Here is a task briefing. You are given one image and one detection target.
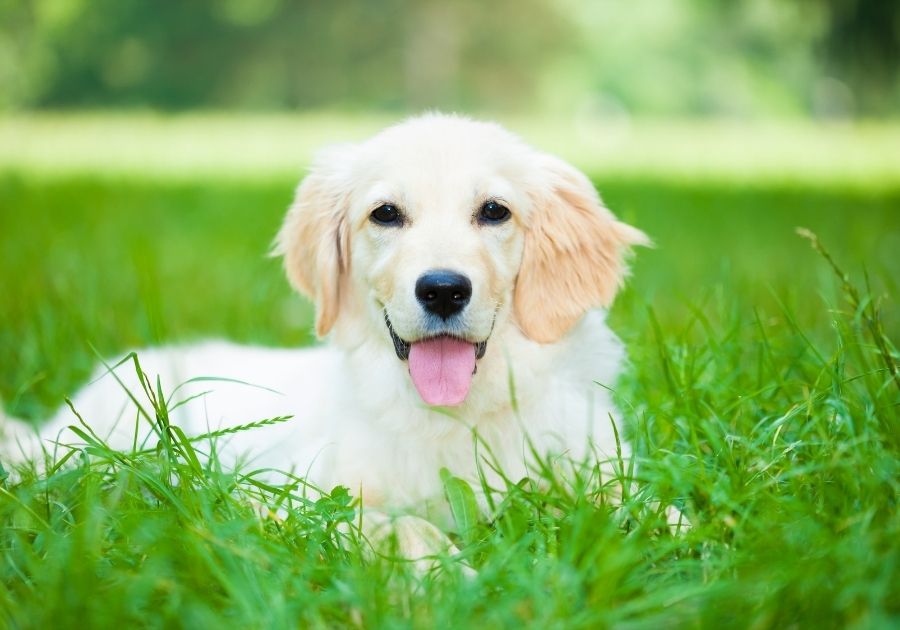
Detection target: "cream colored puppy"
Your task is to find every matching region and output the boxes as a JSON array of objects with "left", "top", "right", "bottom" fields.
[{"left": 2, "top": 113, "right": 648, "bottom": 543}]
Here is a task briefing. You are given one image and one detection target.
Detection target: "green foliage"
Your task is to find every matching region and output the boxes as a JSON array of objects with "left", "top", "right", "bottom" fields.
[
  {"left": 0, "top": 118, "right": 899, "bottom": 626},
  {"left": 1, "top": 0, "right": 897, "bottom": 115},
  {"left": 440, "top": 468, "right": 480, "bottom": 546}
]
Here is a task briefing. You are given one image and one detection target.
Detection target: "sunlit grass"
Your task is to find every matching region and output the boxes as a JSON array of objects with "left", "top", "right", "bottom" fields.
[
  {"left": 0, "top": 115, "right": 898, "bottom": 627},
  {"left": 2, "top": 173, "right": 897, "bottom": 419},
  {"left": 3, "top": 112, "right": 900, "bottom": 189},
  {"left": 1, "top": 234, "right": 897, "bottom": 627}
]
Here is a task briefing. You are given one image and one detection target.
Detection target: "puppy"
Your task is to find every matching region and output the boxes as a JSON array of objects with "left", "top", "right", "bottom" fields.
[{"left": 2, "top": 113, "right": 648, "bottom": 551}]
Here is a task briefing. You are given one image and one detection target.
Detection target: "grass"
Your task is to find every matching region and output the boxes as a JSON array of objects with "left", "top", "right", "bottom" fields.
[
  {"left": 3, "top": 112, "right": 900, "bottom": 189},
  {"left": 1, "top": 113, "right": 899, "bottom": 627}
]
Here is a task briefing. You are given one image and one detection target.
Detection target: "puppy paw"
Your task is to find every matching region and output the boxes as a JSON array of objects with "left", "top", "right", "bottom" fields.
[{"left": 362, "top": 512, "right": 474, "bottom": 576}]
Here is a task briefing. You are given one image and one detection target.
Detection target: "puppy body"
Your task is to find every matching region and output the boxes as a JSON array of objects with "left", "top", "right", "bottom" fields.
[
  {"left": 11, "top": 308, "right": 624, "bottom": 514},
  {"left": 3, "top": 114, "right": 644, "bottom": 525}
]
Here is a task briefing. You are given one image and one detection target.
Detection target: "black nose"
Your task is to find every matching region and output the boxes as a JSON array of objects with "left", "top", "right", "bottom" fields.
[{"left": 415, "top": 270, "right": 472, "bottom": 319}]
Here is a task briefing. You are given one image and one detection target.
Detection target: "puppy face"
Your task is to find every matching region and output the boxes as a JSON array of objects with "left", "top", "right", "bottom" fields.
[{"left": 276, "top": 115, "right": 648, "bottom": 407}]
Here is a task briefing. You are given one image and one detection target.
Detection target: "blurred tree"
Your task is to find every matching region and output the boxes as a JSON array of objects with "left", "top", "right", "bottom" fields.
[
  {"left": 0, "top": 0, "right": 896, "bottom": 116},
  {"left": 804, "top": 0, "right": 900, "bottom": 115},
  {"left": 0, "top": 0, "right": 567, "bottom": 111}
]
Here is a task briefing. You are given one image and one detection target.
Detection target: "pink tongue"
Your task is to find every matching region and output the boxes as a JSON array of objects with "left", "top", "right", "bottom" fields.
[{"left": 408, "top": 336, "right": 476, "bottom": 406}]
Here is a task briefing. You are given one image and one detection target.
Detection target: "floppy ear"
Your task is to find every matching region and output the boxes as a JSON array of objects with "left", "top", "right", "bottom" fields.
[
  {"left": 273, "top": 149, "right": 352, "bottom": 337},
  {"left": 514, "top": 155, "right": 650, "bottom": 344}
]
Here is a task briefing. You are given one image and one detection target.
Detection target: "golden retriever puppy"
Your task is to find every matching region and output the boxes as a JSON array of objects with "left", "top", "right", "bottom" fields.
[{"left": 2, "top": 113, "right": 648, "bottom": 552}]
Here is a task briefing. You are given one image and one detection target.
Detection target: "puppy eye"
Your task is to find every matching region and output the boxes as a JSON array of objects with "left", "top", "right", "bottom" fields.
[
  {"left": 478, "top": 200, "right": 511, "bottom": 225},
  {"left": 370, "top": 204, "right": 403, "bottom": 227}
]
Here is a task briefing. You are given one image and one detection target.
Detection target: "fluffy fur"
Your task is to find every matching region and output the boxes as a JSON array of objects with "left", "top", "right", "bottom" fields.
[{"left": 2, "top": 114, "right": 647, "bottom": 527}]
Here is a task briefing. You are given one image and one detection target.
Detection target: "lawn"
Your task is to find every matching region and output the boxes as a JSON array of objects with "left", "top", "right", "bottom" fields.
[{"left": 0, "top": 114, "right": 898, "bottom": 628}]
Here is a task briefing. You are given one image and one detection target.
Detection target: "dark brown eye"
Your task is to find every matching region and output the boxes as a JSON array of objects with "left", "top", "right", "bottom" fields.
[
  {"left": 370, "top": 204, "right": 403, "bottom": 226},
  {"left": 478, "top": 200, "right": 511, "bottom": 224}
]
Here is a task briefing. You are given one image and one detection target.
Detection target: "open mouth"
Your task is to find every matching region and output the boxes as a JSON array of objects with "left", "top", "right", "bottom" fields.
[{"left": 384, "top": 311, "right": 488, "bottom": 407}]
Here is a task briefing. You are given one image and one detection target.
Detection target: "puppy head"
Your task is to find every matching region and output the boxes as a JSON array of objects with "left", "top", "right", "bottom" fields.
[{"left": 275, "top": 114, "right": 647, "bottom": 406}]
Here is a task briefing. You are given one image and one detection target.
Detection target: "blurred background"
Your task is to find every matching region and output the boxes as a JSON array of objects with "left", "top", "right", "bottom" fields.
[
  {"left": 2, "top": 0, "right": 898, "bottom": 117},
  {"left": 1, "top": 0, "right": 899, "bottom": 419}
]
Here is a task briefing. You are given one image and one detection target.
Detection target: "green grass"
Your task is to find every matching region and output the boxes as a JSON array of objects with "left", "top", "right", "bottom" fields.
[
  {"left": 1, "top": 114, "right": 899, "bottom": 628},
  {"left": 3, "top": 113, "right": 900, "bottom": 189}
]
